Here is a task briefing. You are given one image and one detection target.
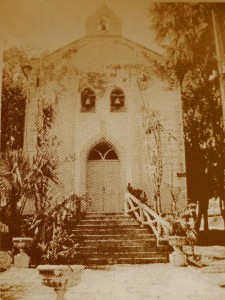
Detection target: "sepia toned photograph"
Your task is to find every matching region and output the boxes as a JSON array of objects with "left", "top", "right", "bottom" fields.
[{"left": 0, "top": 1, "right": 225, "bottom": 299}]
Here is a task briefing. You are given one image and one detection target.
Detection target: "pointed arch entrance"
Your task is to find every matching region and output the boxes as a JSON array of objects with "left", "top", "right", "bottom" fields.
[{"left": 87, "top": 142, "right": 123, "bottom": 212}]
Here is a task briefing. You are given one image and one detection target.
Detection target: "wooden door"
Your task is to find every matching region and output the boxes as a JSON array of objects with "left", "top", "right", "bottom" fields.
[{"left": 87, "top": 143, "right": 123, "bottom": 212}]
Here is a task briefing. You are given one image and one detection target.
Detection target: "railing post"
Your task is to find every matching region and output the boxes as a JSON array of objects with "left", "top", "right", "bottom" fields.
[
  {"left": 140, "top": 204, "right": 144, "bottom": 227},
  {"left": 157, "top": 221, "right": 162, "bottom": 241},
  {"left": 124, "top": 195, "right": 128, "bottom": 216}
]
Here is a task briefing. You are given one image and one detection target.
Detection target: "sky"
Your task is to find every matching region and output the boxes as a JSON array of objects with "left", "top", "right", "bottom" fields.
[{"left": 0, "top": 0, "right": 160, "bottom": 53}]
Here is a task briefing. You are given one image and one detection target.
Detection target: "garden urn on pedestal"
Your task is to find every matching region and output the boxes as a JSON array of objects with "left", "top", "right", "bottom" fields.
[
  {"left": 12, "top": 237, "right": 33, "bottom": 268},
  {"left": 37, "top": 264, "right": 84, "bottom": 300},
  {"left": 168, "top": 236, "right": 187, "bottom": 267}
]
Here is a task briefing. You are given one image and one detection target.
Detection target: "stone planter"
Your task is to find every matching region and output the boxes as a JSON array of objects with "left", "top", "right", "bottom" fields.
[
  {"left": 37, "top": 265, "right": 84, "bottom": 300},
  {"left": 12, "top": 237, "right": 33, "bottom": 268},
  {"left": 168, "top": 236, "right": 186, "bottom": 249},
  {"left": 13, "top": 237, "right": 33, "bottom": 250},
  {"left": 168, "top": 236, "right": 187, "bottom": 267}
]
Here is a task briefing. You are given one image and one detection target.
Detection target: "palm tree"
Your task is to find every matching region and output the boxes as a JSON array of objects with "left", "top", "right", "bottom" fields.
[
  {"left": 150, "top": 3, "right": 225, "bottom": 212},
  {"left": 151, "top": 3, "right": 225, "bottom": 86},
  {"left": 0, "top": 143, "right": 59, "bottom": 238}
]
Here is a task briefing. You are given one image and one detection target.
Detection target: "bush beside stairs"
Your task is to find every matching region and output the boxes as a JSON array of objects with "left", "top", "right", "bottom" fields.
[{"left": 65, "top": 213, "right": 171, "bottom": 265}]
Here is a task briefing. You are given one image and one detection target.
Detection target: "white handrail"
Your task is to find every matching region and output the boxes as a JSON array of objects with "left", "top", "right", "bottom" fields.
[{"left": 124, "top": 192, "right": 171, "bottom": 242}]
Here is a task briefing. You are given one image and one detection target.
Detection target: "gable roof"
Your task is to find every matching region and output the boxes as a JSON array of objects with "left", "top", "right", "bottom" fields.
[
  {"left": 43, "top": 35, "right": 161, "bottom": 63},
  {"left": 30, "top": 5, "right": 161, "bottom": 69}
]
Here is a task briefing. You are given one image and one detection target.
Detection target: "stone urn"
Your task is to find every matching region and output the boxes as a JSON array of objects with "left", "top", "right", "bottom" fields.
[
  {"left": 12, "top": 237, "right": 33, "bottom": 268},
  {"left": 37, "top": 265, "right": 84, "bottom": 300},
  {"left": 168, "top": 236, "right": 187, "bottom": 267}
]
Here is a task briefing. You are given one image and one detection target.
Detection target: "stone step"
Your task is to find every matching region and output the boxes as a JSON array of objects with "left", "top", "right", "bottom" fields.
[
  {"left": 81, "top": 239, "right": 157, "bottom": 247},
  {"left": 84, "top": 213, "right": 124, "bottom": 216},
  {"left": 79, "top": 245, "right": 169, "bottom": 253},
  {"left": 71, "top": 228, "right": 151, "bottom": 236},
  {"left": 83, "top": 213, "right": 126, "bottom": 219},
  {"left": 74, "top": 224, "right": 142, "bottom": 230},
  {"left": 78, "top": 219, "right": 139, "bottom": 225},
  {"left": 73, "top": 233, "right": 154, "bottom": 240},
  {"left": 81, "top": 217, "right": 134, "bottom": 222},
  {"left": 75, "top": 257, "right": 169, "bottom": 265},
  {"left": 76, "top": 251, "right": 169, "bottom": 258},
  {"left": 64, "top": 212, "right": 169, "bottom": 265}
]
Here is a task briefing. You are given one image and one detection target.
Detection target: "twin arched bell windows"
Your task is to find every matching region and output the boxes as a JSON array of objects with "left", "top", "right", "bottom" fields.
[{"left": 81, "top": 87, "right": 125, "bottom": 112}]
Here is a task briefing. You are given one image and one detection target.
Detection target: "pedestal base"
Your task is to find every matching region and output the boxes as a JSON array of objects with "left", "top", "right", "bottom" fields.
[
  {"left": 169, "top": 251, "right": 187, "bottom": 267},
  {"left": 14, "top": 252, "right": 30, "bottom": 268}
]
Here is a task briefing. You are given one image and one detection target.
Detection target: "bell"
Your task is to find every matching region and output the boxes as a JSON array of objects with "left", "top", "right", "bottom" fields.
[
  {"left": 85, "top": 97, "right": 91, "bottom": 106},
  {"left": 114, "top": 97, "right": 121, "bottom": 105},
  {"left": 142, "top": 74, "right": 147, "bottom": 82}
]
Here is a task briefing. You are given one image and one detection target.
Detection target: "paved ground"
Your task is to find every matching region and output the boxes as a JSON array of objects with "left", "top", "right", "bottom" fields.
[{"left": 0, "top": 263, "right": 225, "bottom": 300}]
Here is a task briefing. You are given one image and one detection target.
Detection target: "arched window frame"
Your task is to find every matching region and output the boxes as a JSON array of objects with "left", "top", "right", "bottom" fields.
[
  {"left": 88, "top": 142, "right": 119, "bottom": 161},
  {"left": 81, "top": 88, "right": 96, "bottom": 112},
  {"left": 110, "top": 88, "right": 126, "bottom": 112}
]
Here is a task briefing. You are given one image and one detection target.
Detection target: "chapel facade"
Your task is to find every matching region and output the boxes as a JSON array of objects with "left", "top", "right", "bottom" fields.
[{"left": 24, "top": 5, "right": 187, "bottom": 214}]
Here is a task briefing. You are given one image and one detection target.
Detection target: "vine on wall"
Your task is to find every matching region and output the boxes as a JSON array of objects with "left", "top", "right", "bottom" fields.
[
  {"left": 37, "top": 103, "right": 56, "bottom": 149},
  {"left": 142, "top": 108, "right": 163, "bottom": 214},
  {"left": 78, "top": 72, "right": 109, "bottom": 97}
]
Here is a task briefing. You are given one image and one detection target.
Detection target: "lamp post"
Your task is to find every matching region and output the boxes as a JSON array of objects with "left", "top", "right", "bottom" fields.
[
  {"left": 0, "top": 32, "right": 3, "bottom": 151},
  {"left": 211, "top": 8, "right": 225, "bottom": 129},
  {"left": 211, "top": 8, "right": 225, "bottom": 197}
]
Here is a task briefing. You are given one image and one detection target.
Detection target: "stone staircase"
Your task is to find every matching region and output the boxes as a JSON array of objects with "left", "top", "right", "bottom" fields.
[{"left": 66, "top": 212, "right": 170, "bottom": 265}]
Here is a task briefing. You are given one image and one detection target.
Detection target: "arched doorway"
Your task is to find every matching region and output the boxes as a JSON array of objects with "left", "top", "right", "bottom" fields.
[{"left": 87, "top": 142, "right": 123, "bottom": 212}]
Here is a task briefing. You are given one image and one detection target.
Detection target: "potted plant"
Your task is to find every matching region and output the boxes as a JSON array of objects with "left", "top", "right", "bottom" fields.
[
  {"left": 166, "top": 205, "right": 198, "bottom": 267},
  {"left": 37, "top": 227, "right": 84, "bottom": 300}
]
